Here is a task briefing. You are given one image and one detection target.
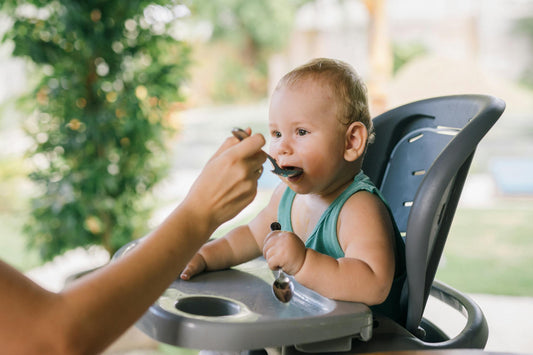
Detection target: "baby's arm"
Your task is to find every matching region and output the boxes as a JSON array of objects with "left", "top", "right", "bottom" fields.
[
  {"left": 284, "top": 191, "right": 396, "bottom": 305},
  {"left": 181, "top": 183, "right": 286, "bottom": 280},
  {"left": 180, "top": 225, "right": 259, "bottom": 280}
]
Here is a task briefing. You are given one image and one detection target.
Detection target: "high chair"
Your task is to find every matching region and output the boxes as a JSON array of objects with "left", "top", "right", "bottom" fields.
[{"left": 114, "top": 94, "right": 505, "bottom": 353}]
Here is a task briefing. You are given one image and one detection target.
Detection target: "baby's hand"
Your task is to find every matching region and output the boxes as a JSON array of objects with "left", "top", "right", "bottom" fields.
[
  {"left": 263, "top": 230, "right": 306, "bottom": 275},
  {"left": 180, "top": 253, "right": 207, "bottom": 280}
]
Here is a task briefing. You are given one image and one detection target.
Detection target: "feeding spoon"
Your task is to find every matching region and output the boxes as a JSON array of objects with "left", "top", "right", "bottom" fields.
[
  {"left": 231, "top": 128, "right": 303, "bottom": 178},
  {"left": 269, "top": 222, "right": 294, "bottom": 303}
]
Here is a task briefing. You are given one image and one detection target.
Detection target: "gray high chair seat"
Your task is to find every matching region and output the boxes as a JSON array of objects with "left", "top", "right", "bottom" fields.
[{"left": 114, "top": 94, "right": 505, "bottom": 354}]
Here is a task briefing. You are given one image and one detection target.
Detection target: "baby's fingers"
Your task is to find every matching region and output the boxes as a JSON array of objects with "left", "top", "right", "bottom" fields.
[
  {"left": 179, "top": 265, "right": 195, "bottom": 280},
  {"left": 180, "top": 254, "right": 206, "bottom": 280},
  {"left": 263, "top": 233, "right": 283, "bottom": 270},
  {"left": 262, "top": 231, "right": 279, "bottom": 256}
]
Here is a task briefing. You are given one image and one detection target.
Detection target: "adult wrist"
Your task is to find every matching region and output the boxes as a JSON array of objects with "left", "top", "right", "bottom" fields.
[{"left": 170, "top": 201, "right": 215, "bottom": 244}]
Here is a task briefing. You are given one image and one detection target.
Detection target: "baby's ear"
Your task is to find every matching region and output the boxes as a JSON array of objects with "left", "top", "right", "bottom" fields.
[{"left": 344, "top": 122, "right": 368, "bottom": 162}]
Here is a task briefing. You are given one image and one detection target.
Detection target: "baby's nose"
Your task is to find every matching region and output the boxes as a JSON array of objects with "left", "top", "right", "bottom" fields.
[{"left": 276, "top": 137, "right": 293, "bottom": 155}]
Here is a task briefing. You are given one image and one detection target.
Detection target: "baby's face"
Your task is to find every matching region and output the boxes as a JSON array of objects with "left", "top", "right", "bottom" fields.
[{"left": 268, "top": 78, "right": 350, "bottom": 196}]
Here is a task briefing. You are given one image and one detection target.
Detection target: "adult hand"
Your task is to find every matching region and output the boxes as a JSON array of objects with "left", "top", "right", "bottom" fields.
[
  {"left": 182, "top": 130, "right": 266, "bottom": 234},
  {"left": 263, "top": 230, "right": 307, "bottom": 275}
]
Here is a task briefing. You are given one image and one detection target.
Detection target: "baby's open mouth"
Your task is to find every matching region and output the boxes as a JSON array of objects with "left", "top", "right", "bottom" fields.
[{"left": 282, "top": 166, "right": 303, "bottom": 178}]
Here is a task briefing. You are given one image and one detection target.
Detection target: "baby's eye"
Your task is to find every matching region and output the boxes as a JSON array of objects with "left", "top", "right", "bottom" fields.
[
  {"left": 297, "top": 129, "right": 308, "bottom": 136},
  {"left": 271, "top": 130, "right": 281, "bottom": 138}
]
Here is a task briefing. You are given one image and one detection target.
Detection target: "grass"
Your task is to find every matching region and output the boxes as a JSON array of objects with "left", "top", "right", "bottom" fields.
[{"left": 436, "top": 200, "right": 533, "bottom": 296}]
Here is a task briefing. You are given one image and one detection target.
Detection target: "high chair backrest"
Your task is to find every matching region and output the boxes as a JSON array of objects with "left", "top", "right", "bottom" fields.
[{"left": 362, "top": 95, "right": 505, "bottom": 335}]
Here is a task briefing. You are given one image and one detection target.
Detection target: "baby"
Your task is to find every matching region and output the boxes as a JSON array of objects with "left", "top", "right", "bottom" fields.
[{"left": 181, "top": 58, "right": 406, "bottom": 324}]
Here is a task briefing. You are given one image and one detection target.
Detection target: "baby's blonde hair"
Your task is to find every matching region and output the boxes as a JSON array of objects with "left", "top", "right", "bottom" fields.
[{"left": 276, "top": 58, "right": 375, "bottom": 144}]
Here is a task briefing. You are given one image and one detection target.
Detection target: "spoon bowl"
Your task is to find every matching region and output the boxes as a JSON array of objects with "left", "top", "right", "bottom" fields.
[
  {"left": 272, "top": 269, "right": 294, "bottom": 303},
  {"left": 231, "top": 128, "right": 303, "bottom": 178}
]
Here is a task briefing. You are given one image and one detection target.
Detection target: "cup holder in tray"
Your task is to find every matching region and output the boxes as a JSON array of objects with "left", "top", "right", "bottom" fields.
[{"left": 175, "top": 296, "right": 242, "bottom": 317}]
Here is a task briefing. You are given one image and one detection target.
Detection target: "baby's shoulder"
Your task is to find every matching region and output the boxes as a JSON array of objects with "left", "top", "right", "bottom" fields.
[
  {"left": 337, "top": 190, "right": 394, "bottom": 248},
  {"left": 340, "top": 190, "right": 387, "bottom": 219}
]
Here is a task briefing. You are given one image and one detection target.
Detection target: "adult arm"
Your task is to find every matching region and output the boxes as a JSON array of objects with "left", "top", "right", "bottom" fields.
[{"left": 0, "top": 133, "right": 266, "bottom": 355}]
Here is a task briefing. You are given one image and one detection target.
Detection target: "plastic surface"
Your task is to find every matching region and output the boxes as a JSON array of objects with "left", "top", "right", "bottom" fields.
[
  {"left": 359, "top": 94, "right": 505, "bottom": 350},
  {"left": 114, "top": 242, "right": 372, "bottom": 351},
  {"left": 284, "top": 280, "right": 489, "bottom": 354}
]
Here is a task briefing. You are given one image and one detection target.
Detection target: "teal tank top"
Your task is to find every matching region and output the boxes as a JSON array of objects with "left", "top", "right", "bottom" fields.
[{"left": 277, "top": 171, "right": 407, "bottom": 325}]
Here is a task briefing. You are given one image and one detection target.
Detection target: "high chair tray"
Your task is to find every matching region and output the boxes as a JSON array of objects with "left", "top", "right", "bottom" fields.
[{"left": 115, "top": 240, "right": 373, "bottom": 352}]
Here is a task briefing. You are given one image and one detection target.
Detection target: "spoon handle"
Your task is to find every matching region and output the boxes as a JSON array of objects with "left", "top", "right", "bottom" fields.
[
  {"left": 270, "top": 221, "right": 294, "bottom": 303},
  {"left": 270, "top": 222, "right": 283, "bottom": 276},
  {"left": 270, "top": 222, "right": 282, "bottom": 231},
  {"left": 231, "top": 127, "right": 249, "bottom": 141},
  {"left": 270, "top": 222, "right": 291, "bottom": 287}
]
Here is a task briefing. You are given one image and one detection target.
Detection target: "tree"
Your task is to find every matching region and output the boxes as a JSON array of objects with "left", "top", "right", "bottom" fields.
[
  {"left": 188, "top": 0, "right": 307, "bottom": 102},
  {"left": 1, "top": 0, "right": 191, "bottom": 260}
]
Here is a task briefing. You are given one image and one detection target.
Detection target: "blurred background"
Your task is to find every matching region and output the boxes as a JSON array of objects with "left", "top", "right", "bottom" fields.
[{"left": 0, "top": 0, "right": 532, "bottom": 354}]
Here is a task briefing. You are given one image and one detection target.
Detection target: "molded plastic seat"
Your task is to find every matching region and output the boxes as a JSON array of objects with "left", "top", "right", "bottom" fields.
[{"left": 285, "top": 94, "right": 506, "bottom": 353}]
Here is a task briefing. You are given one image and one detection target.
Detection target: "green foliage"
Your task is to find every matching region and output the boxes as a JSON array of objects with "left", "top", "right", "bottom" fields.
[
  {"left": 210, "top": 56, "right": 267, "bottom": 103},
  {"left": 392, "top": 41, "right": 428, "bottom": 75},
  {"left": 188, "top": 0, "right": 307, "bottom": 102},
  {"left": 1, "top": 0, "right": 191, "bottom": 260},
  {"left": 190, "top": 0, "right": 301, "bottom": 52}
]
